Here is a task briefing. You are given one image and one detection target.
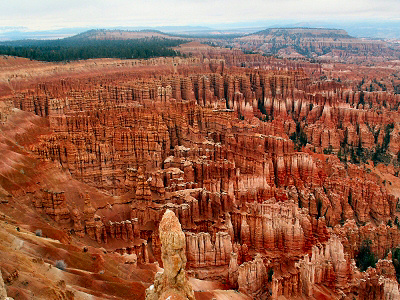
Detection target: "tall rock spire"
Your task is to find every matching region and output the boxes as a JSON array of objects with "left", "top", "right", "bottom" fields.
[{"left": 145, "top": 209, "right": 195, "bottom": 300}]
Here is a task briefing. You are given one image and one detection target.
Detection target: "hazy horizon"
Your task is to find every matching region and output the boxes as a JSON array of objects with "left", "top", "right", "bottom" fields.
[
  {"left": 1, "top": 20, "right": 400, "bottom": 42},
  {"left": 1, "top": 0, "right": 399, "bottom": 31}
]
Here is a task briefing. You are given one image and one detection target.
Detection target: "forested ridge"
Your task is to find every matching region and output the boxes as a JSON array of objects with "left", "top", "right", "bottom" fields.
[{"left": 0, "top": 36, "right": 185, "bottom": 62}]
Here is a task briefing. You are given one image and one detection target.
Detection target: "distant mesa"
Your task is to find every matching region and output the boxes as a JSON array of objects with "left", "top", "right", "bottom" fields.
[
  {"left": 70, "top": 29, "right": 183, "bottom": 41},
  {"left": 251, "top": 27, "right": 353, "bottom": 38}
]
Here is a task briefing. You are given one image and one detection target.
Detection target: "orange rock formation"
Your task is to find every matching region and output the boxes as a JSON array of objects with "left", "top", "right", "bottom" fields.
[{"left": 0, "top": 41, "right": 399, "bottom": 299}]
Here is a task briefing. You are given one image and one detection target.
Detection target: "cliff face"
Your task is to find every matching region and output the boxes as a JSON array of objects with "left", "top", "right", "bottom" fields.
[
  {"left": 296, "top": 235, "right": 352, "bottom": 297},
  {"left": 235, "top": 28, "right": 398, "bottom": 62},
  {"left": 0, "top": 45, "right": 399, "bottom": 299}
]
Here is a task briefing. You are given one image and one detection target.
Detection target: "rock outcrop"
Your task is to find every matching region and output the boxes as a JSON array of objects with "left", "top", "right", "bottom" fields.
[
  {"left": 185, "top": 231, "right": 232, "bottom": 268},
  {"left": 237, "top": 28, "right": 398, "bottom": 63},
  {"left": 237, "top": 254, "right": 267, "bottom": 297},
  {"left": 33, "top": 190, "right": 70, "bottom": 223},
  {"left": 0, "top": 270, "right": 13, "bottom": 300},
  {"left": 296, "top": 235, "right": 352, "bottom": 296},
  {"left": 145, "top": 209, "right": 195, "bottom": 300},
  {"left": 1, "top": 42, "right": 400, "bottom": 300}
]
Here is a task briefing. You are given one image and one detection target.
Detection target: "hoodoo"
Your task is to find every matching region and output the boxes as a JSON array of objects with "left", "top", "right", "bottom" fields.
[
  {"left": 146, "top": 209, "right": 195, "bottom": 300},
  {"left": 0, "top": 20, "right": 399, "bottom": 300}
]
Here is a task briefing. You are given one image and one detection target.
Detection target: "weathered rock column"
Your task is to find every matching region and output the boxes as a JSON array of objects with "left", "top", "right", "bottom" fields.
[
  {"left": 145, "top": 209, "right": 195, "bottom": 300},
  {"left": 0, "top": 269, "right": 13, "bottom": 300}
]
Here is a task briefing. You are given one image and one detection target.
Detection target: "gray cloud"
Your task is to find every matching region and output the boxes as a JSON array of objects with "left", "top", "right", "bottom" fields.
[{"left": 1, "top": 0, "right": 399, "bottom": 30}]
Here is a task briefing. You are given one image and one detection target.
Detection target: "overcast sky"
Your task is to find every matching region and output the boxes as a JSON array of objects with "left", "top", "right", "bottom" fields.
[{"left": 1, "top": 0, "right": 399, "bottom": 30}]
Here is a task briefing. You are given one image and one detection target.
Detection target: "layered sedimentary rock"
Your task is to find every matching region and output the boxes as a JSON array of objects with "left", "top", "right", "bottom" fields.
[
  {"left": 237, "top": 254, "right": 267, "bottom": 297},
  {"left": 356, "top": 268, "right": 400, "bottom": 300},
  {"left": 32, "top": 190, "right": 70, "bottom": 223},
  {"left": 296, "top": 235, "right": 352, "bottom": 296},
  {"left": 230, "top": 199, "right": 314, "bottom": 254},
  {"left": 185, "top": 231, "right": 232, "bottom": 268},
  {"left": 1, "top": 44, "right": 399, "bottom": 300},
  {"left": 71, "top": 206, "right": 85, "bottom": 237},
  {"left": 334, "top": 220, "right": 400, "bottom": 260},
  {"left": 236, "top": 28, "right": 398, "bottom": 63},
  {"left": 145, "top": 209, "right": 194, "bottom": 300}
]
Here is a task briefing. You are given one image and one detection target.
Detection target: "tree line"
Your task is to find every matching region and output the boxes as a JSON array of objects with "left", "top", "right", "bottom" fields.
[{"left": 0, "top": 37, "right": 185, "bottom": 62}]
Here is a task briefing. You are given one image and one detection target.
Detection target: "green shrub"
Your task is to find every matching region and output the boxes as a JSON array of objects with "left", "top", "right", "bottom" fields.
[
  {"left": 55, "top": 260, "right": 67, "bottom": 271},
  {"left": 356, "top": 240, "right": 376, "bottom": 272},
  {"left": 268, "top": 268, "right": 274, "bottom": 282},
  {"left": 392, "top": 248, "right": 400, "bottom": 283},
  {"left": 290, "top": 122, "right": 308, "bottom": 150}
]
